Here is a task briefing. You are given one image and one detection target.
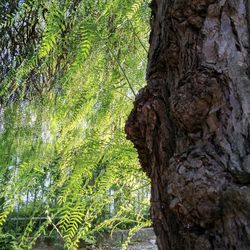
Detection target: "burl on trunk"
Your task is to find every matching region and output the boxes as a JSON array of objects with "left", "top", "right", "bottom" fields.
[{"left": 125, "top": 0, "right": 250, "bottom": 249}]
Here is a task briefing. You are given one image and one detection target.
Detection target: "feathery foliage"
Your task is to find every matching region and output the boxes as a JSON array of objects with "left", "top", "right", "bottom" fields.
[{"left": 0, "top": 0, "right": 150, "bottom": 249}]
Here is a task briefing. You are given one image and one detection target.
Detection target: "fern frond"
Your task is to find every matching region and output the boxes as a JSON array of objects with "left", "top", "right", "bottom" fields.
[{"left": 126, "top": 0, "right": 144, "bottom": 20}]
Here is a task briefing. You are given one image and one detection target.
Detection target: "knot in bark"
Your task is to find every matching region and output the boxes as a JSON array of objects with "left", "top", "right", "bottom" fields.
[
  {"left": 170, "top": 68, "right": 225, "bottom": 132},
  {"left": 171, "top": 0, "right": 217, "bottom": 29},
  {"left": 167, "top": 147, "right": 229, "bottom": 228},
  {"left": 125, "top": 83, "right": 172, "bottom": 176}
]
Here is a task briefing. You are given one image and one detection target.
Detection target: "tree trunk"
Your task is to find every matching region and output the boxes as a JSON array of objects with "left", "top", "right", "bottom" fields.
[{"left": 125, "top": 0, "right": 250, "bottom": 249}]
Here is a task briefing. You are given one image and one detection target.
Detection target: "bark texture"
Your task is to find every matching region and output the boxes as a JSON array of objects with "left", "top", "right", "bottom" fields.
[{"left": 125, "top": 0, "right": 250, "bottom": 249}]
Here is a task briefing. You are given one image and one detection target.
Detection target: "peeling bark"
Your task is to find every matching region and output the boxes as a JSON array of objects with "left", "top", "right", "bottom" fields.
[{"left": 125, "top": 0, "right": 250, "bottom": 249}]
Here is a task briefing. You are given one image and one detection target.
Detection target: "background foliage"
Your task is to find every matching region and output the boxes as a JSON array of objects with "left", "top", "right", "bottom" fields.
[{"left": 0, "top": 0, "right": 150, "bottom": 249}]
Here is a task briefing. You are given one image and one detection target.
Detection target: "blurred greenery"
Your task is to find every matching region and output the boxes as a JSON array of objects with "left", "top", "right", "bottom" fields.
[{"left": 0, "top": 0, "right": 150, "bottom": 249}]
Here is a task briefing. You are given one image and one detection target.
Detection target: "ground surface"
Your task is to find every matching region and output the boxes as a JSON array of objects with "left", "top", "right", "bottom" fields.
[
  {"left": 111, "top": 241, "right": 157, "bottom": 250},
  {"left": 33, "top": 228, "right": 158, "bottom": 250}
]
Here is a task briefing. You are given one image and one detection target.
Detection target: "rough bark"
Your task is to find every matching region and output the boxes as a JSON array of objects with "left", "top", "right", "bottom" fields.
[{"left": 125, "top": 0, "right": 250, "bottom": 249}]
